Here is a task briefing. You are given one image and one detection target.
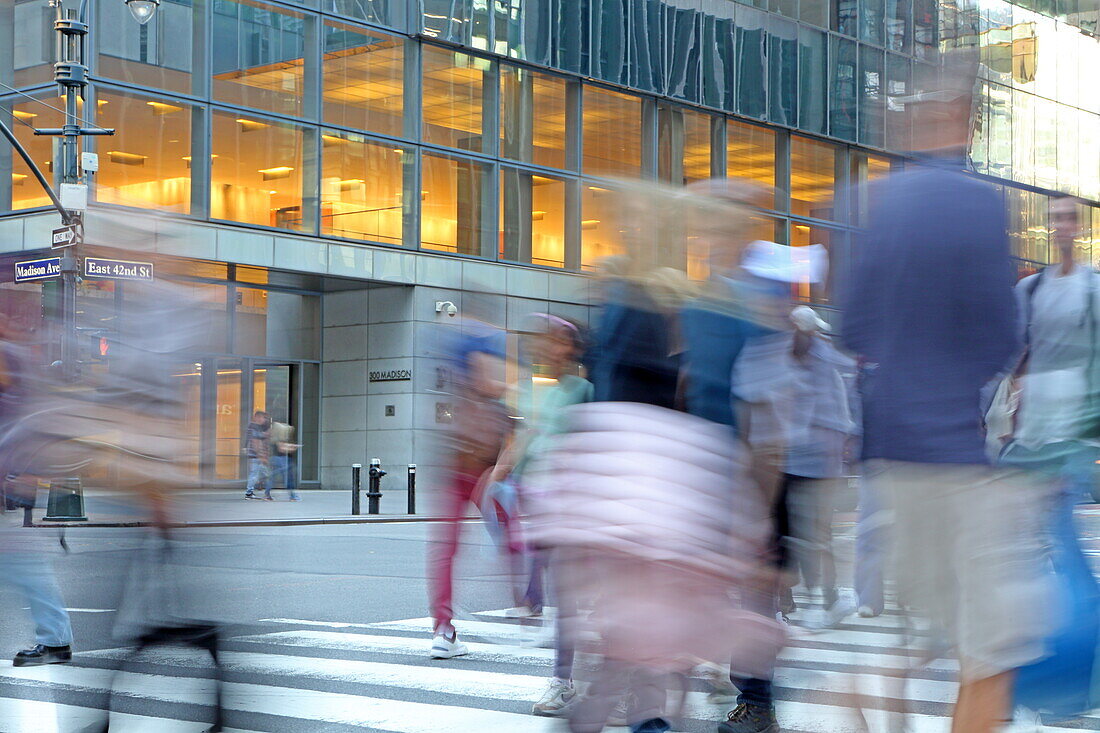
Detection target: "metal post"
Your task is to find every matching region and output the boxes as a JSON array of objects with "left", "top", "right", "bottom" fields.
[
  {"left": 407, "top": 464, "right": 416, "bottom": 515},
  {"left": 351, "top": 463, "right": 361, "bottom": 515},
  {"left": 367, "top": 457, "right": 385, "bottom": 515}
]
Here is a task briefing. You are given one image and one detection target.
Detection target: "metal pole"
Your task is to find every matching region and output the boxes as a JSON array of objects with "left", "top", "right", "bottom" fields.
[
  {"left": 351, "top": 463, "right": 361, "bottom": 515},
  {"left": 407, "top": 464, "right": 416, "bottom": 515},
  {"left": 367, "top": 457, "right": 384, "bottom": 515}
]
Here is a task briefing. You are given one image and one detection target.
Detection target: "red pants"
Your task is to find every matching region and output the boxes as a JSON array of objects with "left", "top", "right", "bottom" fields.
[{"left": 428, "top": 468, "right": 481, "bottom": 635}]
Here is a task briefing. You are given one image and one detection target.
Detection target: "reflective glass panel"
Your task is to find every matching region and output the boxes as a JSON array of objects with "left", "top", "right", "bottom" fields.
[
  {"left": 885, "top": 53, "right": 911, "bottom": 152},
  {"left": 581, "top": 184, "right": 626, "bottom": 270},
  {"left": 1007, "top": 187, "right": 1048, "bottom": 264},
  {"left": 500, "top": 65, "right": 569, "bottom": 170},
  {"left": 682, "top": 109, "right": 713, "bottom": 184},
  {"left": 768, "top": 18, "right": 798, "bottom": 126},
  {"left": 885, "top": 0, "right": 911, "bottom": 52},
  {"left": 212, "top": 0, "right": 306, "bottom": 117},
  {"left": 830, "top": 36, "right": 858, "bottom": 141},
  {"left": 736, "top": 6, "right": 767, "bottom": 120},
  {"left": 7, "top": 95, "right": 64, "bottom": 210},
  {"left": 836, "top": 0, "right": 858, "bottom": 36},
  {"left": 798, "top": 27, "right": 828, "bottom": 134},
  {"left": 859, "top": 0, "right": 884, "bottom": 44},
  {"left": 860, "top": 46, "right": 884, "bottom": 147},
  {"left": 422, "top": 46, "right": 487, "bottom": 153},
  {"left": 320, "top": 130, "right": 406, "bottom": 246},
  {"left": 791, "top": 136, "right": 837, "bottom": 220},
  {"left": 95, "top": 90, "right": 193, "bottom": 213},
  {"left": 791, "top": 224, "right": 844, "bottom": 303},
  {"left": 800, "top": 0, "right": 828, "bottom": 26},
  {"left": 727, "top": 120, "right": 776, "bottom": 209},
  {"left": 322, "top": 0, "right": 400, "bottom": 29},
  {"left": 10, "top": 0, "right": 68, "bottom": 87},
  {"left": 97, "top": 0, "right": 193, "bottom": 93},
  {"left": 323, "top": 21, "right": 404, "bottom": 138},
  {"left": 582, "top": 86, "right": 642, "bottom": 178},
  {"left": 500, "top": 169, "right": 566, "bottom": 268},
  {"left": 913, "top": 0, "right": 936, "bottom": 59},
  {"left": 210, "top": 111, "right": 306, "bottom": 231},
  {"left": 421, "top": 153, "right": 493, "bottom": 256}
]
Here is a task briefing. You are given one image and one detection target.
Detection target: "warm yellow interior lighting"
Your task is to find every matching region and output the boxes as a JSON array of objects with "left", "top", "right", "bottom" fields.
[
  {"left": 11, "top": 173, "right": 27, "bottom": 183},
  {"left": 107, "top": 151, "right": 148, "bottom": 166},
  {"left": 581, "top": 219, "right": 600, "bottom": 229},
  {"left": 587, "top": 185, "right": 610, "bottom": 192},
  {"left": 236, "top": 118, "right": 270, "bottom": 132},
  {"left": 337, "top": 178, "right": 365, "bottom": 191},
  {"left": 794, "top": 225, "right": 810, "bottom": 231},
  {"left": 12, "top": 110, "right": 36, "bottom": 121},
  {"left": 321, "top": 134, "right": 350, "bottom": 146},
  {"left": 146, "top": 101, "right": 183, "bottom": 115},
  {"left": 532, "top": 211, "right": 546, "bottom": 221},
  {"left": 258, "top": 166, "right": 294, "bottom": 180}
]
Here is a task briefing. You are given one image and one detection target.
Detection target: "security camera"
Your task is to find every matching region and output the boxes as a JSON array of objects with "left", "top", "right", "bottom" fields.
[{"left": 435, "top": 301, "right": 458, "bottom": 318}]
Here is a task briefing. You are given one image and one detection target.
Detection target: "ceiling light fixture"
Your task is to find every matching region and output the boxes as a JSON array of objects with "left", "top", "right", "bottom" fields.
[{"left": 259, "top": 166, "right": 295, "bottom": 180}]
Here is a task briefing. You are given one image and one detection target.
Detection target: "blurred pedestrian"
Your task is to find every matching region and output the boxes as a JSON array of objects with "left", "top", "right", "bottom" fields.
[
  {"left": 243, "top": 410, "right": 271, "bottom": 500},
  {"left": 429, "top": 302, "right": 513, "bottom": 659},
  {"left": 841, "top": 49, "right": 1050, "bottom": 733},
  {"left": 269, "top": 420, "right": 301, "bottom": 501}
]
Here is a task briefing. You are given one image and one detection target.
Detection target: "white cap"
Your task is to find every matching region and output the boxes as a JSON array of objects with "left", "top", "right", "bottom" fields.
[
  {"left": 791, "top": 305, "right": 829, "bottom": 333},
  {"left": 741, "top": 241, "right": 828, "bottom": 284}
]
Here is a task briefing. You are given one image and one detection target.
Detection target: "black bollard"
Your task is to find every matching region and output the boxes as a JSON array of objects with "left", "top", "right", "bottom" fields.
[
  {"left": 351, "top": 463, "right": 362, "bottom": 515},
  {"left": 367, "top": 458, "right": 385, "bottom": 515},
  {"left": 407, "top": 464, "right": 416, "bottom": 515}
]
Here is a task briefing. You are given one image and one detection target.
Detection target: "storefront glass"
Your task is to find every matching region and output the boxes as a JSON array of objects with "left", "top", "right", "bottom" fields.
[{"left": 320, "top": 130, "right": 406, "bottom": 245}]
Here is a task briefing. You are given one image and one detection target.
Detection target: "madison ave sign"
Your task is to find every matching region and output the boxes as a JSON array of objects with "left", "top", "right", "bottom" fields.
[
  {"left": 14, "top": 257, "right": 62, "bottom": 283},
  {"left": 369, "top": 368, "right": 412, "bottom": 383}
]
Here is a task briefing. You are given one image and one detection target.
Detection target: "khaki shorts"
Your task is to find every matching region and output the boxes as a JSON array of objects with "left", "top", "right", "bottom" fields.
[{"left": 864, "top": 460, "right": 1053, "bottom": 681}]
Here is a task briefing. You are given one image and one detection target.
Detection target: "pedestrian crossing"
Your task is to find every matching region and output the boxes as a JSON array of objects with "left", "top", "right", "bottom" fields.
[{"left": 0, "top": 592, "right": 1090, "bottom": 732}]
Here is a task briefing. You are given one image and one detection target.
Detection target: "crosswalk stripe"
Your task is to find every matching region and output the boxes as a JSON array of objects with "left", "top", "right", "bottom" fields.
[{"left": 0, "top": 697, "right": 259, "bottom": 733}]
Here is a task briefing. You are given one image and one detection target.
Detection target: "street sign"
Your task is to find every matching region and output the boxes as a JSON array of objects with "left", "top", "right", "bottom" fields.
[
  {"left": 51, "top": 224, "right": 81, "bottom": 249},
  {"left": 84, "top": 257, "right": 154, "bottom": 281},
  {"left": 14, "top": 257, "right": 62, "bottom": 283}
]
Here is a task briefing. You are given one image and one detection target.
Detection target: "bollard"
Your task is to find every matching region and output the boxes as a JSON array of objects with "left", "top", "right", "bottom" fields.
[
  {"left": 407, "top": 464, "right": 416, "bottom": 515},
  {"left": 367, "top": 458, "right": 386, "bottom": 515},
  {"left": 42, "top": 477, "right": 87, "bottom": 522},
  {"left": 351, "top": 463, "right": 362, "bottom": 515}
]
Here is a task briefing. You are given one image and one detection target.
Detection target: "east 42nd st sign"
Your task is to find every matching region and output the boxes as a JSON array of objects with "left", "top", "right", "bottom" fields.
[{"left": 83, "top": 257, "right": 154, "bottom": 281}]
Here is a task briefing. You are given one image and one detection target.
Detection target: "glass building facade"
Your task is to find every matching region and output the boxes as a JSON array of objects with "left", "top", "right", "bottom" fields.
[{"left": 2, "top": 0, "right": 1097, "bottom": 275}]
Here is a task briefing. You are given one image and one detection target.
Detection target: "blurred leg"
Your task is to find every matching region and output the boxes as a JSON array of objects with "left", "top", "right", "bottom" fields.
[
  {"left": 855, "top": 476, "right": 887, "bottom": 615},
  {"left": 952, "top": 671, "right": 1013, "bottom": 733},
  {"left": 429, "top": 470, "right": 477, "bottom": 636},
  {"left": 1, "top": 552, "right": 73, "bottom": 646}
]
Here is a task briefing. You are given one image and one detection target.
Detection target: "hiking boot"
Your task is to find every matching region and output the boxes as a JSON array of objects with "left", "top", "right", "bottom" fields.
[{"left": 718, "top": 703, "right": 780, "bottom": 733}]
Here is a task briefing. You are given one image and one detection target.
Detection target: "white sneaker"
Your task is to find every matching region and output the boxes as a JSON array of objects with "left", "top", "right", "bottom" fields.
[
  {"left": 808, "top": 597, "right": 856, "bottom": 630},
  {"left": 857, "top": 605, "right": 878, "bottom": 618},
  {"left": 430, "top": 632, "right": 469, "bottom": 659},
  {"left": 532, "top": 677, "right": 575, "bottom": 716}
]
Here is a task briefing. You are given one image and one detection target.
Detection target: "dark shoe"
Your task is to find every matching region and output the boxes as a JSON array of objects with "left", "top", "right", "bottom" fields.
[
  {"left": 822, "top": 586, "right": 839, "bottom": 609},
  {"left": 13, "top": 644, "right": 72, "bottom": 667},
  {"left": 718, "top": 703, "right": 780, "bottom": 733},
  {"left": 263, "top": 496, "right": 274, "bottom": 501},
  {"left": 778, "top": 587, "right": 796, "bottom": 615},
  {"left": 244, "top": 492, "right": 256, "bottom": 500}
]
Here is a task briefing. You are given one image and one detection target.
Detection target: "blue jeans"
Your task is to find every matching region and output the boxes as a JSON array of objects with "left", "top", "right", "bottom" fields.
[
  {"left": 0, "top": 552, "right": 73, "bottom": 646},
  {"left": 245, "top": 458, "right": 269, "bottom": 497},
  {"left": 270, "top": 454, "right": 299, "bottom": 500},
  {"left": 855, "top": 475, "right": 888, "bottom": 615}
]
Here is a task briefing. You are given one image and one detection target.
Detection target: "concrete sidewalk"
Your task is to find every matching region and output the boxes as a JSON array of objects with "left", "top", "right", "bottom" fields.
[{"left": 18, "top": 488, "right": 451, "bottom": 528}]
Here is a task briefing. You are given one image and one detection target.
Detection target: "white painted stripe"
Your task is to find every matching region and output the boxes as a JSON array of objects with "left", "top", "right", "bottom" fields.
[
  {"left": 0, "top": 664, "right": 562, "bottom": 733},
  {"left": 260, "top": 617, "right": 375, "bottom": 629},
  {"left": 233, "top": 629, "right": 958, "bottom": 678},
  {"left": 0, "top": 659, "right": 1082, "bottom": 732},
  {"left": 0, "top": 697, "right": 259, "bottom": 733},
  {"left": 20, "top": 607, "right": 115, "bottom": 613}
]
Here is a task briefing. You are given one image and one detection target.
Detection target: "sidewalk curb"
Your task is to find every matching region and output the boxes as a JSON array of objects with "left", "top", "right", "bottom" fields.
[{"left": 28, "top": 515, "right": 472, "bottom": 529}]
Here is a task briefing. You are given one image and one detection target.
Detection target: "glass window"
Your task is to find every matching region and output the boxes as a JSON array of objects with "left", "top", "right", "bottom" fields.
[
  {"left": 791, "top": 136, "right": 838, "bottom": 221},
  {"left": 500, "top": 65, "right": 569, "bottom": 170},
  {"left": 860, "top": 46, "right": 884, "bottom": 147},
  {"left": 320, "top": 130, "right": 406, "bottom": 245},
  {"left": 768, "top": 17, "right": 798, "bottom": 127},
  {"left": 322, "top": 21, "right": 404, "bottom": 138},
  {"left": 6, "top": 96, "right": 64, "bottom": 211},
  {"left": 581, "top": 184, "right": 626, "bottom": 271},
  {"left": 885, "top": 0, "right": 911, "bottom": 52},
  {"left": 98, "top": 0, "right": 193, "bottom": 94},
  {"left": 658, "top": 106, "right": 712, "bottom": 185},
  {"left": 95, "top": 90, "right": 193, "bottom": 213},
  {"left": 321, "top": 0, "right": 400, "bottom": 29},
  {"left": 800, "top": 0, "right": 828, "bottom": 26},
  {"left": 835, "top": 0, "right": 858, "bottom": 36},
  {"left": 791, "top": 224, "right": 845, "bottom": 303},
  {"left": 210, "top": 111, "right": 306, "bottom": 231},
  {"left": 885, "top": 53, "right": 911, "bottom": 152},
  {"left": 701, "top": 5, "right": 737, "bottom": 111},
  {"left": 859, "top": 0, "right": 884, "bottom": 44},
  {"left": 726, "top": 119, "right": 776, "bottom": 209},
  {"left": 422, "top": 46, "right": 488, "bottom": 153},
  {"left": 736, "top": 6, "right": 767, "bottom": 120},
  {"left": 10, "top": 0, "right": 60, "bottom": 87},
  {"left": 682, "top": 109, "right": 713, "bottom": 185},
  {"left": 1007, "top": 188, "right": 1048, "bottom": 264},
  {"left": 913, "top": 0, "right": 936, "bottom": 60},
  {"left": 582, "top": 86, "right": 642, "bottom": 178},
  {"left": 212, "top": 0, "right": 306, "bottom": 117},
  {"left": 1034, "top": 98, "right": 1058, "bottom": 191},
  {"left": 500, "top": 169, "right": 566, "bottom": 268},
  {"left": 421, "top": 153, "right": 493, "bottom": 256},
  {"left": 798, "top": 27, "right": 827, "bottom": 134},
  {"left": 830, "top": 36, "right": 858, "bottom": 141}
]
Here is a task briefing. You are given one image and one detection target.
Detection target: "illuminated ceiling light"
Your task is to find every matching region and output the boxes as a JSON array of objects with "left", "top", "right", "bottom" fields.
[
  {"left": 268, "top": 190, "right": 278, "bottom": 194},
  {"left": 11, "top": 173, "right": 27, "bottom": 184},
  {"left": 97, "top": 99, "right": 109, "bottom": 106},
  {"left": 12, "top": 110, "right": 37, "bottom": 121},
  {"left": 587, "top": 185, "right": 610, "bottom": 192},
  {"left": 338, "top": 178, "right": 365, "bottom": 191},
  {"left": 532, "top": 175, "right": 554, "bottom": 186},
  {"left": 581, "top": 219, "right": 600, "bottom": 229},
  {"left": 321, "top": 134, "right": 349, "bottom": 146},
  {"left": 236, "top": 118, "right": 269, "bottom": 132},
  {"left": 259, "top": 166, "right": 295, "bottom": 180},
  {"left": 794, "top": 225, "right": 810, "bottom": 231},
  {"left": 146, "top": 101, "right": 182, "bottom": 115},
  {"left": 107, "top": 150, "right": 148, "bottom": 166},
  {"left": 531, "top": 210, "right": 546, "bottom": 221},
  {"left": 125, "top": 0, "right": 160, "bottom": 25},
  {"left": 393, "top": 148, "right": 404, "bottom": 154}
]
